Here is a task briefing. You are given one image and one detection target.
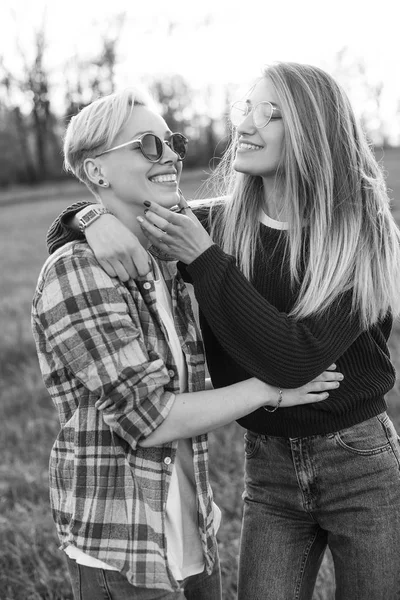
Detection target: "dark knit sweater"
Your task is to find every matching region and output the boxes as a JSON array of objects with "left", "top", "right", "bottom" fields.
[{"left": 47, "top": 201, "right": 395, "bottom": 438}]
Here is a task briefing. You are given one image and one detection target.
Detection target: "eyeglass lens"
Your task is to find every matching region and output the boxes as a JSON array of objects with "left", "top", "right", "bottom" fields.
[
  {"left": 169, "top": 134, "right": 188, "bottom": 160},
  {"left": 230, "top": 101, "right": 273, "bottom": 128},
  {"left": 141, "top": 134, "right": 163, "bottom": 161},
  {"left": 141, "top": 133, "right": 187, "bottom": 161}
]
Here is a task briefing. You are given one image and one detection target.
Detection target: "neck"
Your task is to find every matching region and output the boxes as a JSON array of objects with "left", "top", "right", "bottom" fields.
[
  {"left": 100, "top": 195, "right": 149, "bottom": 249},
  {"left": 262, "top": 176, "right": 288, "bottom": 221}
]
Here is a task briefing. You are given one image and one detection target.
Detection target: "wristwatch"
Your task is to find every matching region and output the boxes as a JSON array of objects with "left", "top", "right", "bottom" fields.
[{"left": 78, "top": 206, "right": 112, "bottom": 233}]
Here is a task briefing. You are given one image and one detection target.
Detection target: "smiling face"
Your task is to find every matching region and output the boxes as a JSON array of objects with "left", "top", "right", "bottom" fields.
[
  {"left": 233, "top": 77, "right": 285, "bottom": 179},
  {"left": 98, "top": 105, "right": 183, "bottom": 210}
]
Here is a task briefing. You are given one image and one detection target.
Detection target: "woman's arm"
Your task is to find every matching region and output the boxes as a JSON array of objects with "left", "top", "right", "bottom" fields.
[
  {"left": 44, "top": 196, "right": 212, "bottom": 279},
  {"left": 137, "top": 201, "right": 362, "bottom": 388},
  {"left": 186, "top": 245, "right": 361, "bottom": 387},
  {"left": 139, "top": 367, "right": 342, "bottom": 447},
  {"left": 46, "top": 202, "right": 150, "bottom": 279}
]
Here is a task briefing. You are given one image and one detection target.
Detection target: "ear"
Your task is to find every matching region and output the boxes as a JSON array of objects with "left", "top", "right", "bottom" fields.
[{"left": 84, "top": 158, "right": 104, "bottom": 186}]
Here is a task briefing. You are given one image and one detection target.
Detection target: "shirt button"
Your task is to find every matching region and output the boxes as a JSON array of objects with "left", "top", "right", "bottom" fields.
[
  {"left": 168, "top": 369, "right": 175, "bottom": 378},
  {"left": 143, "top": 282, "right": 151, "bottom": 290},
  {"left": 164, "top": 456, "right": 172, "bottom": 465}
]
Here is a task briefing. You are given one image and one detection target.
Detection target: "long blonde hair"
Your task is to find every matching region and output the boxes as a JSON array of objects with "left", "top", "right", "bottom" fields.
[{"left": 210, "top": 62, "right": 400, "bottom": 328}]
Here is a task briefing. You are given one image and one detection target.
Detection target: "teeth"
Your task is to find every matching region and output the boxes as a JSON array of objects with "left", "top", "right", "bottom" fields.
[
  {"left": 150, "top": 174, "right": 177, "bottom": 183},
  {"left": 239, "top": 143, "right": 262, "bottom": 151}
]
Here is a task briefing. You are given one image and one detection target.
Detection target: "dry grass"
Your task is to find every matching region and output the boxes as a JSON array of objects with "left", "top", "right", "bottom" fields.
[{"left": 1, "top": 151, "right": 400, "bottom": 600}]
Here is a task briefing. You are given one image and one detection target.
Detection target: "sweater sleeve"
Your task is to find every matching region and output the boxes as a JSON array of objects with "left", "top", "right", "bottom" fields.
[
  {"left": 177, "top": 202, "right": 215, "bottom": 284},
  {"left": 46, "top": 201, "right": 92, "bottom": 254},
  {"left": 187, "top": 244, "right": 363, "bottom": 388}
]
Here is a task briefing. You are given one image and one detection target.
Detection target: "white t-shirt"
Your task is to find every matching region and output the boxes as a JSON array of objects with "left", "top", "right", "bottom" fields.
[
  {"left": 259, "top": 210, "right": 289, "bottom": 230},
  {"left": 152, "top": 259, "right": 204, "bottom": 580}
]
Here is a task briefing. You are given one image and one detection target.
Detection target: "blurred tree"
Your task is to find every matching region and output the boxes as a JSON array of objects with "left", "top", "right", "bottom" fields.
[
  {"left": 24, "top": 25, "right": 61, "bottom": 179},
  {"left": 0, "top": 15, "right": 62, "bottom": 184},
  {"left": 151, "top": 73, "right": 192, "bottom": 133},
  {"left": 149, "top": 75, "right": 230, "bottom": 169},
  {"left": 0, "top": 64, "right": 37, "bottom": 184},
  {"left": 0, "top": 102, "right": 26, "bottom": 185},
  {"left": 64, "top": 63, "right": 86, "bottom": 120},
  {"left": 64, "top": 12, "right": 126, "bottom": 121}
]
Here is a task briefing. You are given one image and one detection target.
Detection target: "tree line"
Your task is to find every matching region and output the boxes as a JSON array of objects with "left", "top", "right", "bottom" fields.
[
  {"left": 0, "top": 17, "right": 397, "bottom": 188},
  {"left": 0, "top": 15, "right": 233, "bottom": 188}
]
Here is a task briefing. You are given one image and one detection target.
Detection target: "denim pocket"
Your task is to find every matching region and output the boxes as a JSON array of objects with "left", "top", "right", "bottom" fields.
[
  {"left": 377, "top": 413, "right": 400, "bottom": 470},
  {"left": 244, "top": 431, "right": 261, "bottom": 459},
  {"left": 333, "top": 413, "right": 392, "bottom": 456}
]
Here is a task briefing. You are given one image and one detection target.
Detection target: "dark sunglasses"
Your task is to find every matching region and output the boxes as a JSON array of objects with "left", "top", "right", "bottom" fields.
[{"left": 96, "top": 132, "right": 188, "bottom": 162}]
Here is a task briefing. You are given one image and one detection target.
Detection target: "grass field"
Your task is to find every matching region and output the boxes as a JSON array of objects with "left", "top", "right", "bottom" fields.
[{"left": 1, "top": 149, "right": 400, "bottom": 600}]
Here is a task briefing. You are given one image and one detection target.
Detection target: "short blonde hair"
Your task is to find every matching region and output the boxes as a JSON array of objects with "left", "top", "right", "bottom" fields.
[{"left": 63, "top": 87, "right": 155, "bottom": 192}]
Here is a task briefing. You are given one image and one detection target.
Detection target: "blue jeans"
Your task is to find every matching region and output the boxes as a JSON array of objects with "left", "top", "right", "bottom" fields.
[
  {"left": 66, "top": 554, "right": 221, "bottom": 600},
  {"left": 238, "top": 412, "right": 400, "bottom": 600}
]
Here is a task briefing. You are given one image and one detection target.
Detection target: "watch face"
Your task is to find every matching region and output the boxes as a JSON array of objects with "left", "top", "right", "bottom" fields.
[
  {"left": 82, "top": 209, "right": 98, "bottom": 223},
  {"left": 79, "top": 208, "right": 102, "bottom": 232}
]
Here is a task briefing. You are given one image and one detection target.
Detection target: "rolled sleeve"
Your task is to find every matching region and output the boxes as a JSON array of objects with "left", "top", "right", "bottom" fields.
[{"left": 36, "top": 248, "right": 175, "bottom": 448}]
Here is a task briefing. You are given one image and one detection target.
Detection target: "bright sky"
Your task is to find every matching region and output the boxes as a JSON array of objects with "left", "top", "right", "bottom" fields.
[{"left": 0, "top": 0, "right": 399, "bottom": 133}]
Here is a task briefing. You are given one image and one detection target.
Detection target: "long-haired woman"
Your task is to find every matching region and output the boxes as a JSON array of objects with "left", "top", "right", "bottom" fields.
[{"left": 46, "top": 63, "right": 400, "bottom": 599}]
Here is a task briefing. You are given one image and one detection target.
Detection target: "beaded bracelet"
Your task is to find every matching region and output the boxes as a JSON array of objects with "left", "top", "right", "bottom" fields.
[{"left": 263, "top": 388, "right": 283, "bottom": 413}]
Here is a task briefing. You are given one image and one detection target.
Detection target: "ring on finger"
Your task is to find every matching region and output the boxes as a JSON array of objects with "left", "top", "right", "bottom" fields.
[{"left": 157, "top": 231, "right": 168, "bottom": 245}]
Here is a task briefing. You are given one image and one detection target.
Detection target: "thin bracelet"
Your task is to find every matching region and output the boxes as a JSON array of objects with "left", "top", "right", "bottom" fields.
[{"left": 263, "top": 388, "right": 283, "bottom": 413}]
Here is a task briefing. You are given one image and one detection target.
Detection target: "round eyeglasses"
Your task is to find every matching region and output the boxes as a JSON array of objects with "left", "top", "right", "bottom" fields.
[
  {"left": 96, "top": 132, "right": 188, "bottom": 162},
  {"left": 230, "top": 101, "right": 282, "bottom": 129}
]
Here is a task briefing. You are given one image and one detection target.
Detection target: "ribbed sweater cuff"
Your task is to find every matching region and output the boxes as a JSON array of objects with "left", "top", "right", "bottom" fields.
[
  {"left": 187, "top": 244, "right": 233, "bottom": 280},
  {"left": 46, "top": 201, "right": 90, "bottom": 254}
]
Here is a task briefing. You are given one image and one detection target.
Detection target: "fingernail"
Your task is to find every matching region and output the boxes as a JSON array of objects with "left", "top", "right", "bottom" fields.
[
  {"left": 144, "top": 209, "right": 148, "bottom": 215},
  {"left": 143, "top": 201, "right": 151, "bottom": 207},
  {"left": 137, "top": 216, "right": 144, "bottom": 223}
]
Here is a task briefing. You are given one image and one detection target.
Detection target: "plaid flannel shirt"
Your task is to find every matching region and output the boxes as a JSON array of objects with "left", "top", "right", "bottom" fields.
[{"left": 31, "top": 241, "right": 217, "bottom": 592}]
